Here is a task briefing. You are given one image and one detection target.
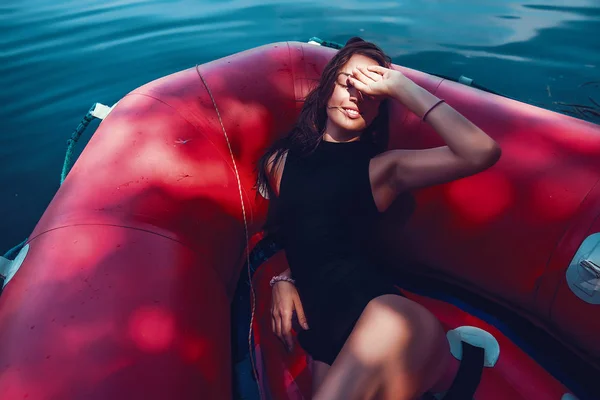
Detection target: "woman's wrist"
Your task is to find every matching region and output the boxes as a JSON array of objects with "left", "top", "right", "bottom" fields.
[
  {"left": 390, "top": 77, "right": 443, "bottom": 120},
  {"left": 280, "top": 267, "right": 292, "bottom": 278}
]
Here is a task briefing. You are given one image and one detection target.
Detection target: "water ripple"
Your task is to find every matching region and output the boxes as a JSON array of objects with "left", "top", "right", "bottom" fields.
[{"left": 0, "top": 0, "right": 599, "bottom": 250}]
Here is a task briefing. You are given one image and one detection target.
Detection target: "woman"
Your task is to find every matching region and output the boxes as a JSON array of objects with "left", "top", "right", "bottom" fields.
[{"left": 255, "top": 37, "right": 501, "bottom": 400}]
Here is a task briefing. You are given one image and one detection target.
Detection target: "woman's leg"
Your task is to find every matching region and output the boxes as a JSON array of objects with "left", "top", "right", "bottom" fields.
[
  {"left": 312, "top": 294, "right": 454, "bottom": 400},
  {"left": 311, "top": 359, "right": 331, "bottom": 396}
]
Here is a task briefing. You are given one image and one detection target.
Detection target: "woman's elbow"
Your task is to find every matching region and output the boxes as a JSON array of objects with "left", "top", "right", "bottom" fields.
[
  {"left": 477, "top": 140, "right": 502, "bottom": 170},
  {"left": 468, "top": 139, "right": 501, "bottom": 172}
]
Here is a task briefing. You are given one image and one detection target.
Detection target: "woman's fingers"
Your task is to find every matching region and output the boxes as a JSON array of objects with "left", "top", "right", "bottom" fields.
[
  {"left": 357, "top": 66, "right": 382, "bottom": 82},
  {"left": 281, "top": 312, "right": 294, "bottom": 351},
  {"left": 367, "top": 64, "right": 388, "bottom": 75},
  {"left": 352, "top": 67, "right": 374, "bottom": 86},
  {"left": 349, "top": 67, "right": 383, "bottom": 96},
  {"left": 275, "top": 312, "right": 283, "bottom": 341},
  {"left": 271, "top": 313, "right": 276, "bottom": 334},
  {"left": 271, "top": 304, "right": 279, "bottom": 335},
  {"left": 293, "top": 296, "right": 309, "bottom": 330},
  {"left": 348, "top": 76, "right": 373, "bottom": 95},
  {"left": 272, "top": 307, "right": 294, "bottom": 351}
]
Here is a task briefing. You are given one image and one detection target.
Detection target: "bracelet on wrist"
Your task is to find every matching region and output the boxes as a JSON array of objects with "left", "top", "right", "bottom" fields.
[
  {"left": 421, "top": 99, "right": 446, "bottom": 122},
  {"left": 269, "top": 275, "right": 296, "bottom": 287}
]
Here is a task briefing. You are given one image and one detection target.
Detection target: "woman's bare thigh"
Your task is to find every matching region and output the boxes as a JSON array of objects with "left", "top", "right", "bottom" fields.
[
  {"left": 312, "top": 294, "right": 450, "bottom": 400},
  {"left": 311, "top": 358, "right": 331, "bottom": 396}
]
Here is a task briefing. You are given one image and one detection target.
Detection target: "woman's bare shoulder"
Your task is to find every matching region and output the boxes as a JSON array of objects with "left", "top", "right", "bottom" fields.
[{"left": 267, "top": 150, "right": 289, "bottom": 197}]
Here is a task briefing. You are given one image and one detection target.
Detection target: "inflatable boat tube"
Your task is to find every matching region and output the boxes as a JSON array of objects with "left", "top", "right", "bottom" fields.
[{"left": 1, "top": 41, "right": 599, "bottom": 399}]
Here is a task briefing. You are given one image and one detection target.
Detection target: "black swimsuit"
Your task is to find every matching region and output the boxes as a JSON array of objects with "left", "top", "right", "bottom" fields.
[{"left": 276, "top": 139, "right": 401, "bottom": 365}]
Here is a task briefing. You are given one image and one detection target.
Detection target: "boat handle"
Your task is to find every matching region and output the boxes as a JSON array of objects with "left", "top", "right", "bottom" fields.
[{"left": 580, "top": 259, "right": 600, "bottom": 278}]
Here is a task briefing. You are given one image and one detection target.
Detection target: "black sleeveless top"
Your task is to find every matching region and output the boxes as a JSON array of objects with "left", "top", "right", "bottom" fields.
[{"left": 275, "top": 139, "right": 397, "bottom": 314}]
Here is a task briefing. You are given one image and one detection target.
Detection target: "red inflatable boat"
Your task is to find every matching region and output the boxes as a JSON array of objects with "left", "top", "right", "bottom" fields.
[{"left": 1, "top": 41, "right": 599, "bottom": 400}]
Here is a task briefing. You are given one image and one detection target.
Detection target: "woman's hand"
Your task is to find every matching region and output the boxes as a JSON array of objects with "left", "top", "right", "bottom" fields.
[
  {"left": 271, "top": 281, "right": 309, "bottom": 352},
  {"left": 348, "top": 65, "right": 409, "bottom": 100}
]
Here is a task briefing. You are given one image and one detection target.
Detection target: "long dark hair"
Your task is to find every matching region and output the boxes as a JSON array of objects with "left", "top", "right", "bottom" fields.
[{"left": 255, "top": 37, "right": 392, "bottom": 234}]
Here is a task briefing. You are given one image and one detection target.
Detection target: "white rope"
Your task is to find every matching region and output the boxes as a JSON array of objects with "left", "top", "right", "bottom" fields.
[{"left": 195, "top": 65, "right": 261, "bottom": 398}]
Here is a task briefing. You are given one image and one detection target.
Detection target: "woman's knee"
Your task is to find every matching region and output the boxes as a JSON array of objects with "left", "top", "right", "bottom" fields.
[{"left": 349, "top": 295, "right": 444, "bottom": 365}]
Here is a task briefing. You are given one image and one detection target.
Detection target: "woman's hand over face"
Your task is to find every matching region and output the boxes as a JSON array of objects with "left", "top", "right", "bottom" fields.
[{"left": 348, "top": 65, "right": 408, "bottom": 100}]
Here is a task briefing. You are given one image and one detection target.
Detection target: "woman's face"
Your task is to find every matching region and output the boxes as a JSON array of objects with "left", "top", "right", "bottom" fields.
[{"left": 325, "top": 54, "right": 382, "bottom": 140}]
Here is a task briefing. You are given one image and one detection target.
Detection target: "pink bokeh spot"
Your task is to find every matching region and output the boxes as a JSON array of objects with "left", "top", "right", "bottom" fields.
[
  {"left": 445, "top": 171, "right": 514, "bottom": 224},
  {"left": 128, "top": 306, "right": 175, "bottom": 352},
  {"left": 179, "top": 335, "right": 208, "bottom": 364}
]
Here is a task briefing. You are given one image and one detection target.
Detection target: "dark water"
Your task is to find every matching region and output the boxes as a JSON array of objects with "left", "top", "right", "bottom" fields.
[{"left": 1, "top": 0, "right": 599, "bottom": 251}]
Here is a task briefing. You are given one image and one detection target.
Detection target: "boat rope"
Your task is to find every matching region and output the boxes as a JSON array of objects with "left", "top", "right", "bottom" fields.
[
  {"left": 60, "top": 105, "right": 95, "bottom": 185},
  {"left": 195, "top": 65, "right": 262, "bottom": 398},
  {"left": 307, "top": 36, "right": 343, "bottom": 49},
  {"left": 2, "top": 103, "right": 113, "bottom": 296},
  {"left": 60, "top": 102, "right": 114, "bottom": 185}
]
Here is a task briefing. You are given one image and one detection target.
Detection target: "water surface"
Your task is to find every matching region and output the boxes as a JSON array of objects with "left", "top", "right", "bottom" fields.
[{"left": 1, "top": 0, "right": 599, "bottom": 250}]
